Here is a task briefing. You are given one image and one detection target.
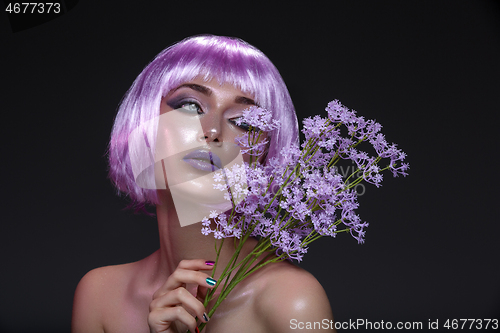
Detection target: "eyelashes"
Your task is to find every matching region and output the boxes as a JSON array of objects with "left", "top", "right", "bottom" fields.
[
  {"left": 176, "top": 101, "right": 204, "bottom": 115},
  {"left": 166, "top": 94, "right": 204, "bottom": 115},
  {"left": 229, "top": 117, "right": 251, "bottom": 131}
]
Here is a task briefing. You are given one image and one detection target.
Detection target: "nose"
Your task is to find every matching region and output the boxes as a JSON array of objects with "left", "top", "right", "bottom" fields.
[
  {"left": 199, "top": 116, "right": 222, "bottom": 146},
  {"left": 203, "top": 128, "right": 220, "bottom": 143}
]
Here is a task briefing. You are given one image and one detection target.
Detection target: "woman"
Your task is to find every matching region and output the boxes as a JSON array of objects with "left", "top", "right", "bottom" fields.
[{"left": 72, "top": 35, "right": 334, "bottom": 333}]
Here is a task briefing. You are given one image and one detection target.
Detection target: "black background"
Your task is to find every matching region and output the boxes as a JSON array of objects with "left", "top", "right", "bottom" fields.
[{"left": 1, "top": 1, "right": 499, "bottom": 332}]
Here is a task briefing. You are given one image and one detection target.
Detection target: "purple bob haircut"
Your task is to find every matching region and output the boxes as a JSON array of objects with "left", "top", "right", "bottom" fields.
[{"left": 108, "top": 35, "right": 299, "bottom": 209}]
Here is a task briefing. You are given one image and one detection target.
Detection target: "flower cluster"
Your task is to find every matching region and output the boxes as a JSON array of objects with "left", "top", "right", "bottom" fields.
[
  {"left": 325, "top": 100, "right": 409, "bottom": 183},
  {"left": 202, "top": 101, "right": 409, "bottom": 261},
  {"left": 234, "top": 106, "right": 280, "bottom": 157}
]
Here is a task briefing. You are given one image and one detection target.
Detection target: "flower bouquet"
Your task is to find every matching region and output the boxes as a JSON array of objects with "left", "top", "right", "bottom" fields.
[{"left": 194, "top": 100, "right": 409, "bottom": 332}]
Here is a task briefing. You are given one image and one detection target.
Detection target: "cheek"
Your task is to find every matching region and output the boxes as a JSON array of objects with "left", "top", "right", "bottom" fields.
[
  {"left": 155, "top": 111, "right": 205, "bottom": 160},
  {"left": 153, "top": 111, "right": 209, "bottom": 189}
]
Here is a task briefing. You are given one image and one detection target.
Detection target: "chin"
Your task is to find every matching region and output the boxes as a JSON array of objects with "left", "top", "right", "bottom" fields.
[{"left": 168, "top": 178, "right": 233, "bottom": 227}]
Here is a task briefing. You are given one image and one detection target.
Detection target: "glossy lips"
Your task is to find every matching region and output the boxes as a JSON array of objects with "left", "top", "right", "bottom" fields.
[{"left": 182, "top": 149, "right": 223, "bottom": 172}]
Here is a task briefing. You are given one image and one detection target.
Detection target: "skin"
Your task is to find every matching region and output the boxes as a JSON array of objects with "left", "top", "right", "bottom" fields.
[{"left": 72, "top": 77, "right": 335, "bottom": 333}]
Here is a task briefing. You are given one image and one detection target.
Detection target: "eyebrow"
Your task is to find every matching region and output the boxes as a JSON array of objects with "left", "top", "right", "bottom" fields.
[
  {"left": 174, "top": 83, "right": 212, "bottom": 96},
  {"left": 174, "top": 83, "right": 259, "bottom": 106},
  {"left": 235, "top": 96, "right": 258, "bottom": 106}
]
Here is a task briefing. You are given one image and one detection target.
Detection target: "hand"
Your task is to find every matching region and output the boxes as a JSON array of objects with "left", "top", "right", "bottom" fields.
[{"left": 148, "top": 259, "right": 216, "bottom": 333}]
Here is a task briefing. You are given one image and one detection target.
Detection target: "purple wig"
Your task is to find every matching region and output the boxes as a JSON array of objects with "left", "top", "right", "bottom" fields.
[{"left": 108, "top": 35, "right": 299, "bottom": 208}]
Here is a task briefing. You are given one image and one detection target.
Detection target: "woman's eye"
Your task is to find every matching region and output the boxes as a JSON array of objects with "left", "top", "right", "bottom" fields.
[
  {"left": 231, "top": 117, "right": 252, "bottom": 131},
  {"left": 179, "top": 102, "right": 203, "bottom": 114}
]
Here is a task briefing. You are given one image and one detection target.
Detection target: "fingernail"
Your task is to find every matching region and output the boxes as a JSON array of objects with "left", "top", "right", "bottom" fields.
[
  {"left": 203, "top": 312, "right": 210, "bottom": 322},
  {"left": 206, "top": 277, "right": 217, "bottom": 286},
  {"left": 195, "top": 327, "right": 200, "bottom": 333},
  {"left": 205, "top": 260, "right": 215, "bottom": 266}
]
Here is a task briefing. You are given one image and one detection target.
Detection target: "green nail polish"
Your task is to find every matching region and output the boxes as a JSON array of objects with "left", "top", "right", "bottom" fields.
[{"left": 206, "top": 277, "right": 216, "bottom": 286}]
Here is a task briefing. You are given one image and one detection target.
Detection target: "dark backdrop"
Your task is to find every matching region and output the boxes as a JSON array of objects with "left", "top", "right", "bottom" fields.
[{"left": 1, "top": 1, "right": 499, "bottom": 332}]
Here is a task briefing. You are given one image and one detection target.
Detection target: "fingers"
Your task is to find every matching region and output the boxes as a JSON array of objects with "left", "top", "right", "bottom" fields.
[
  {"left": 153, "top": 259, "right": 216, "bottom": 299},
  {"left": 149, "top": 293, "right": 209, "bottom": 333},
  {"left": 150, "top": 287, "right": 207, "bottom": 320},
  {"left": 148, "top": 305, "right": 198, "bottom": 333},
  {"left": 178, "top": 259, "right": 215, "bottom": 271},
  {"left": 148, "top": 259, "right": 215, "bottom": 333}
]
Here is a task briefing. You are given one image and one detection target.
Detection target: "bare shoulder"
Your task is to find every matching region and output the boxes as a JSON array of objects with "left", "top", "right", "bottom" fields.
[
  {"left": 74, "top": 262, "right": 134, "bottom": 298},
  {"left": 252, "top": 262, "right": 334, "bottom": 332},
  {"left": 71, "top": 263, "right": 137, "bottom": 333}
]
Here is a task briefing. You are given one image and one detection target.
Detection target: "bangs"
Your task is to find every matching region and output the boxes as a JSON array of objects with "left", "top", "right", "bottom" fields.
[{"left": 157, "top": 36, "right": 275, "bottom": 110}]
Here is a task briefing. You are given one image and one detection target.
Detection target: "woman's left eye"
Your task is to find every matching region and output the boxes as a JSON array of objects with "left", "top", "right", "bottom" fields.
[{"left": 230, "top": 117, "right": 252, "bottom": 131}]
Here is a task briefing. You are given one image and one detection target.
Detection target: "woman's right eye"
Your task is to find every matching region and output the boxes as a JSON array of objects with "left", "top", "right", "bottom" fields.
[{"left": 178, "top": 102, "right": 203, "bottom": 115}]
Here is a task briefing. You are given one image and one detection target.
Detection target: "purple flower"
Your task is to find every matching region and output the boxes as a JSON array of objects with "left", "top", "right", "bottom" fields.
[
  {"left": 213, "top": 230, "right": 224, "bottom": 239},
  {"left": 201, "top": 227, "right": 212, "bottom": 236},
  {"left": 235, "top": 106, "right": 280, "bottom": 132}
]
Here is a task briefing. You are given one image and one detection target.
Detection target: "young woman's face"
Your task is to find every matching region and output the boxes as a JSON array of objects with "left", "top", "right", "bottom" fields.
[{"left": 154, "top": 76, "right": 264, "bottom": 225}]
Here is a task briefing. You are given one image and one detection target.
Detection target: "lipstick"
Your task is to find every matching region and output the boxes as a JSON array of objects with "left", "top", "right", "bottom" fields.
[{"left": 182, "top": 149, "right": 223, "bottom": 172}]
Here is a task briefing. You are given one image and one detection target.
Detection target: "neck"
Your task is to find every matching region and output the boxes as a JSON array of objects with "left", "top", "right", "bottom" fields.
[{"left": 153, "top": 189, "right": 259, "bottom": 282}]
